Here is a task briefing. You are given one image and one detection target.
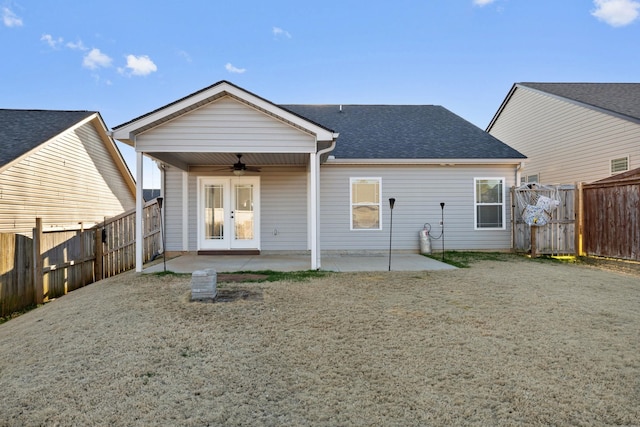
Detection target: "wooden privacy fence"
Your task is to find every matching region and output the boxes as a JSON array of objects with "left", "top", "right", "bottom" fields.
[
  {"left": 582, "top": 171, "right": 640, "bottom": 261},
  {"left": 511, "top": 184, "right": 578, "bottom": 257},
  {"left": 1, "top": 199, "right": 161, "bottom": 317},
  {"left": 0, "top": 233, "right": 33, "bottom": 316}
]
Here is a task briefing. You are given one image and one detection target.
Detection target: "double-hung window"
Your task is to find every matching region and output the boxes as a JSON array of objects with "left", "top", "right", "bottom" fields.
[
  {"left": 350, "top": 178, "right": 381, "bottom": 230},
  {"left": 474, "top": 178, "right": 505, "bottom": 229}
]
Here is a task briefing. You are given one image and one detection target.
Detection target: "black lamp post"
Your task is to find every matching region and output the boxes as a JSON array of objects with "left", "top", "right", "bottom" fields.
[
  {"left": 440, "top": 202, "right": 445, "bottom": 262},
  {"left": 388, "top": 198, "right": 396, "bottom": 271}
]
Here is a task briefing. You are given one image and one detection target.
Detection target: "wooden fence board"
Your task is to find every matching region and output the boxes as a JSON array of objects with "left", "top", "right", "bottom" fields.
[
  {"left": 583, "top": 178, "right": 640, "bottom": 261},
  {"left": 512, "top": 185, "right": 577, "bottom": 256},
  {"left": 0, "top": 199, "right": 162, "bottom": 316},
  {"left": 0, "top": 233, "right": 33, "bottom": 317}
]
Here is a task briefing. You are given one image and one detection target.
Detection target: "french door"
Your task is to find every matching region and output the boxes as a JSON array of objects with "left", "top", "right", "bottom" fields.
[{"left": 198, "top": 177, "right": 260, "bottom": 250}]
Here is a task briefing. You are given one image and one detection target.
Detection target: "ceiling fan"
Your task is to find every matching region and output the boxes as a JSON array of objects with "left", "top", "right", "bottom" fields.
[{"left": 227, "top": 154, "right": 261, "bottom": 176}]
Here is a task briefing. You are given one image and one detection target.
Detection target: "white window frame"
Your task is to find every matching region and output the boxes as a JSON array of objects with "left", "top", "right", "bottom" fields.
[
  {"left": 474, "top": 177, "right": 506, "bottom": 230},
  {"left": 610, "top": 155, "right": 629, "bottom": 175},
  {"left": 350, "top": 177, "right": 382, "bottom": 231}
]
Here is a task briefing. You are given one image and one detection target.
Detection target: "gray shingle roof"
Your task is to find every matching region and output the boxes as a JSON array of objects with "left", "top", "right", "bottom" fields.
[
  {"left": 519, "top": 83, "right": 640, "bottom": 121},
  {"left": 282, "top": 104, "right": 526, "bottom": 160},
  {"left": 0, "top": 109, "right": 95, "bottom": 168}
]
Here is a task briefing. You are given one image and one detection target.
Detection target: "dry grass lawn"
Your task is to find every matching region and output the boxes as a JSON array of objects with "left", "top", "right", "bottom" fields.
[{"left": 0, "top": 256, "right": 639, "bottom": 426}]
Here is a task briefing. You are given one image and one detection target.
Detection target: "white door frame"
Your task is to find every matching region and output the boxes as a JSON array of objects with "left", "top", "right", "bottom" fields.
[{"left": 197, "top": 176, "right": 260, "bottom": 250}]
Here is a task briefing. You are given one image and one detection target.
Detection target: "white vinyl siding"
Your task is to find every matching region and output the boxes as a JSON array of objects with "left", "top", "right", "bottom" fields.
[
  {"left": 163, "top": 166, "right": 187, "bottom": 251},
  {"left": 260, "top": 167, "right": 308, "bottom": 251},
  {"left": 474, "top": 178, "right": 505, "bottom": 230},
  {"left": 163, "top": 166, "right": 309, "bottom": 252},
  {"left": 489, "top": 87, "right": 640, "bottom": 184},
  {"left": 163, "top": 163, "right": 519, "bottom": 253},
  {"left": 320, "top": 164, "right": 517, "bottom": 252},
  {"left": 136, "top": 97, "right": 316, "bottom": 154},
  {"left": 0, "top": 121, "right": 135, "bottom": 235}
]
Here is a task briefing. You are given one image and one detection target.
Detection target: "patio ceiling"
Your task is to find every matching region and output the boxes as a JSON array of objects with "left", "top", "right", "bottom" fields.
[{"left": 146, "top": 152, "right": 312, "bottom": 170}]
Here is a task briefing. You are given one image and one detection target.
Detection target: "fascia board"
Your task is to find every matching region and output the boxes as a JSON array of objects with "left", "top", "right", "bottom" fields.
[
  {"left": 91, "top": 114, "right": 137, "bottom": 197},
  {"left": 324, "top": 158, "right": 527, "bottom": 165}
]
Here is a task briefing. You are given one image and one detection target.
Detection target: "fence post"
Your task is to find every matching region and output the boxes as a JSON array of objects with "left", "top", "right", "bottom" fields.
[
  {"left": 95, "top": 226, "right": 103, "bottom": 281},
  {"left": 575, "top": 182, "right": 583, "bottom": 257},
  {"left": 530, "top": 226, "right": 537, "bottom": 258},
  {"left": 33, "top": 217, "right": 44, "bottom": 305}
]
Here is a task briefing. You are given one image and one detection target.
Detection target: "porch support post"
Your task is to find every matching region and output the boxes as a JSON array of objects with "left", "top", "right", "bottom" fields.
[
  {"left": 310, "top": 152, "right": 320, "bottom": 270},
  {"left": 135, "top": 150, "right": 144, "bottom": 272}
]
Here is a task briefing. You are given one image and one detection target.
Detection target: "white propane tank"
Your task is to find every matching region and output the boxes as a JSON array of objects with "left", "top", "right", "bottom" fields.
[{"left": 419, "top": 225, "right": 432, "bottom": 255}]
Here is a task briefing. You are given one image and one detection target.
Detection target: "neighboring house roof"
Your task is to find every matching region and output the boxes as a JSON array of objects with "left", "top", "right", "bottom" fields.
[
  {"left": 0, "top": 108, "right": 136, "bottom": 197},
  {"left": 489, "top": 83, "right": 640, "bottom": 129},
  {"left": 283, "top": 104, "right": 526, "bottom": 160},
  {"left": 143, "top": 189, "right": 161, "bottom": 201},
  {"left": 0, "top": 109, "right": 96, "bottom": 168}
]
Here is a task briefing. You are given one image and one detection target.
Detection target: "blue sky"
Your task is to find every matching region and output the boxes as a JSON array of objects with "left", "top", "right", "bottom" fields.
[{"left": 2, "top": 0, "right": 639, "bottom": 187}]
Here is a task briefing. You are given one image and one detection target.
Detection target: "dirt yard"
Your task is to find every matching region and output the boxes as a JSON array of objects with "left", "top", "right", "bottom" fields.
[{"left": 0, "top": 257, "right": 639, "bottom": 426}]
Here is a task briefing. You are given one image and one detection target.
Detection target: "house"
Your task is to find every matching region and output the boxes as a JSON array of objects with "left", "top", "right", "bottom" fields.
[
  {"left": 0, "top": 109, "right": 136, "bottom": 235},
  {"left": 111, "top": 81, "right": 526, "bottom": 271},
  {"left": 143, "top": 189, "right": 161, "bottom": 201},
  {"left": 487, "top": 83, "right": 640, "bottom": 184}
]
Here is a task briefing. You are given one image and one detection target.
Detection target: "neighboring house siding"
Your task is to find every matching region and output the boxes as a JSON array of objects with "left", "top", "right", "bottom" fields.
[
  {"left": 489, "top": 88, "right": 640, "bottom": 184},
  {"left": 319, "top": 164, "right": 517, "bottom": 252},
  {"left": 0, "top": 122, "right": 134, "bottom": 235},
  {"left": 136, "top": 97, "right": 317, "bottom": 153}
]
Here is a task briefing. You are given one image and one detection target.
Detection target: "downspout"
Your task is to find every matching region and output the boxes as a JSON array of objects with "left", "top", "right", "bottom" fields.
[
  {"left": 511, "top": 161, "right": 524, "bottom": 251},
  {"left": 135, "top": 140, "right": 144, "bottom": 272},
  {"left": 312, "top": 139, "right": 338, "bottom": 270}
]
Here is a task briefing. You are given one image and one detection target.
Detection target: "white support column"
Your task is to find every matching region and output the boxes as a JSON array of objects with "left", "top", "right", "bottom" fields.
[
  {"left": 309, "top": 152, "right": 319, "bottom": 270},
  {"left": 135, "top": 151, "right": 144, "bottom": 272},
  {"left": 182, "top": 170, "right": 189, "bottom": 251}
]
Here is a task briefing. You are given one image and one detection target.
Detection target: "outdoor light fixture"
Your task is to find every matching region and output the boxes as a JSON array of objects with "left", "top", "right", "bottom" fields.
[{"left": 388, "top": 198, "right": 396, "bottom": 271}]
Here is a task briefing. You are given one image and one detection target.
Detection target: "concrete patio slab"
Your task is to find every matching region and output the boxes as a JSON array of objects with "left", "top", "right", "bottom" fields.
[{"left": 143, "top": 253, "right": 456, "bottom": 274}]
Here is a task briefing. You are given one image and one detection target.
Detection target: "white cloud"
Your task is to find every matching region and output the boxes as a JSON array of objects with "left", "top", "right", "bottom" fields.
[
  {"left": 2, "top": 7, "right": 23, "bottom": 27},
  {"left": 41, "top": 34, "right": 63, "bottom": 48},
  {"left": 66, "top": 40, "right": 87, "bottom": 51},
  {"left": 473, "top": 0, "right": 497, "bottom": 6},
  {"left": 122, "top": 54, "right": 158, "bottom": 76},
  {"left": 225, "top": 62, "right": 246, "bottom": 74},
  {"left": 592, "top": 0, "right": 640, "bottom": 26},
  {"left": 273, "top": 26, "right": 292, "bottom": 38},
  {"left": 82, "top": 48, "right": 112, "bottom": 70}
]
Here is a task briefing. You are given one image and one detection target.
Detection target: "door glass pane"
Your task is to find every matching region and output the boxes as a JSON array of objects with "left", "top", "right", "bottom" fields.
[
  {"left": 234, "top": 184, "right": 254, "bottom": 240},
  {"left": 205, "top": 184, "right": 224, "bottom": 239}
]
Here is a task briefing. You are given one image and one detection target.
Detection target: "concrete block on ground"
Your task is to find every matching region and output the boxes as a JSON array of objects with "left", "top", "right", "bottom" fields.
[{"left": 191, "top": 269, "right": 217, "bottom": 300}]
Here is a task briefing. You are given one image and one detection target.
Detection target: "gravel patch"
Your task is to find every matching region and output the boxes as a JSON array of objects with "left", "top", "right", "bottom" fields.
[{"left": 0, "top": 258, "right": 638, "bottom": 426}]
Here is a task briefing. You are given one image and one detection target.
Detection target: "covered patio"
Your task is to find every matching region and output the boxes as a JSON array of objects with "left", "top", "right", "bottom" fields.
[
  {"left": 111, "top": 81, "right": 339, "bottom": 272},
  {"left": 142, "top": 253, "right": 456, "bottom": 273}
]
